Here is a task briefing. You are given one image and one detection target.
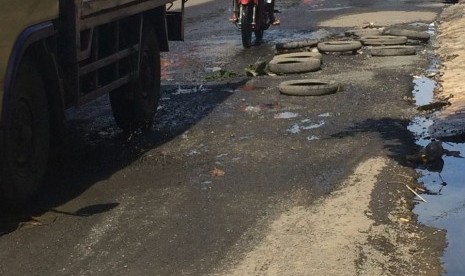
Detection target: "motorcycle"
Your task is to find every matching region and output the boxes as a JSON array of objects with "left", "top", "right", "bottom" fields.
[{"left": 232, "top": 0, "right": 273, "bottom": 48}]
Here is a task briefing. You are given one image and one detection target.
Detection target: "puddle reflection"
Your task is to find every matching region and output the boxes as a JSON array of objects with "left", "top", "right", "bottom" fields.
[{"left": 408, "top": 74, "right": 465, "bottom": 275}]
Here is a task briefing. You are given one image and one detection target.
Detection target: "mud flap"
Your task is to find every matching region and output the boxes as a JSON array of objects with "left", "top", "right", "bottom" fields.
[{"left": 166, "top": 0, "right": 187, "bottom": 41}]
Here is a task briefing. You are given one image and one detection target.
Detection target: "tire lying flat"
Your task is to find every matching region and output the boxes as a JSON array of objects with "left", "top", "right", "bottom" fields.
[
  {"left": 279, "top": 79, "right": 340, "bottom": 96},
  {"left": 268, "top": 58, "right": 321, "bottom": 74},
  {"left": 383, "top": 28, "right": 430, "bottom": 42},
  {"left": 370, "top": 46, "right": 416, "bottom": 56},
  {"left": 360, "top": 35, "right": 408, "bottom": 46},
  {"left": 345, "top": 28, "right": 383, "bottom": 38},
  {"left": 274, "top": 52, "right": 323, "bottom": 60},
  {"left": 276, "top": 39, "right": 319, "bottom": 51},
  {"left": 317, "top": 41, "right": 362, "bottom": 52}
]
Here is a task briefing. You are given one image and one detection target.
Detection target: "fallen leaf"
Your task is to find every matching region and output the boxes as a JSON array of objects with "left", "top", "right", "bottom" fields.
[{"left": 211, "top": 167, "right": 225, "bottom": 177}]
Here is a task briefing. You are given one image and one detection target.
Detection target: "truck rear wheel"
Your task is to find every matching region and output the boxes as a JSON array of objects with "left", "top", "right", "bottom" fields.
[
  {"left": 110, "top": 23, "right": 161, "bottom": 132},
  {"left": 1, "top": 56, "right": 50, "bottom": 210}
]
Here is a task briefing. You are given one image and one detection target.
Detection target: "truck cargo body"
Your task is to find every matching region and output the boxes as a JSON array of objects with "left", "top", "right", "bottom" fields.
[{"left": 0, "top": 0, "right": 184, "bottom": 208}]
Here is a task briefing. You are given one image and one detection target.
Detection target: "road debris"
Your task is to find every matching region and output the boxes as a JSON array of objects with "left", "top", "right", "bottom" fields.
[
  {"left": 406, "top": 185, "right": 428, "bottom": 203},
  {"left": 211, "top": 167, "right": 225, "bottom": 177},
  {"left": 205, "top": 69, "right": 237, "bottom": 80}
]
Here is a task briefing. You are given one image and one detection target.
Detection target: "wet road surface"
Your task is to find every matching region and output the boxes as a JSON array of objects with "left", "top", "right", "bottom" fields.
[{"left": 0, "top": 0, "right": 454, "bottom": 275}]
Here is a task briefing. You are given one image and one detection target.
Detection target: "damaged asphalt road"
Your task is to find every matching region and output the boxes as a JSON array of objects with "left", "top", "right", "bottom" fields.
[{"left": 0, "top": 0, "right": 453, "bottom": 275}]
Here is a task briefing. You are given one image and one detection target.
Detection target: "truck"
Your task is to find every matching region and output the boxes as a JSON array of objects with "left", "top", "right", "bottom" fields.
[{"left": 0, "top": 0, "right": 185, "bottom": 208}]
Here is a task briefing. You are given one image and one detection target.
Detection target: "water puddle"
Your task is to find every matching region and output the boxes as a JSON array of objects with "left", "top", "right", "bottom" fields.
[
  {"left": 241, "top": 103, "right": 279, "bottom": 113},
  {"left": 287, "top": 119, "right": 325, "bottom": 134},
  {"left": 173, "top": 85, "right": 210, "bottom": 95},
  {"left": 413, "top": 76, "right": 435, "bottom": 107},
  {"left": 408, "top": 73, "right": 465, "bottom": 275},
  {"left": 274, "top": 112, "right": 299, "bottom": 119},
  {"left": 306, "top": 135, "right": 320, "bottom": 141}
]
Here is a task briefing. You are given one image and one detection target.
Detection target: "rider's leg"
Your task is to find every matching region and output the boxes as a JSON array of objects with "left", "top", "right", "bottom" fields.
[
  {"left": 267, "top": 0, "right": 280, "bottom": 25},
  {"left": 230, "top": 0, "right": 239, "bottom": 23}
]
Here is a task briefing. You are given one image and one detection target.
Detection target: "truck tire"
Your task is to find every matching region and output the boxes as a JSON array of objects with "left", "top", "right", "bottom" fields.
[
  {"left": 110, "top": 23, "right": 161, "bottom": 132},
  {"left": 1, "top": 56, "right": 50, "bottom": 210}
]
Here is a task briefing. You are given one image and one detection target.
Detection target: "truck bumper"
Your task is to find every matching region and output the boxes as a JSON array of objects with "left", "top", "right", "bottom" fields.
[
  {"left": 166, "top": 11, "right": 184, "bottom": 41},
  {"left": 166, "top": 0, "right": 186, "bottom": 41}
]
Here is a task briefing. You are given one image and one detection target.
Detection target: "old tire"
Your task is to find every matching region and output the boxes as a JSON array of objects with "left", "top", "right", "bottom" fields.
[
  {"left": 276, "top": 39, "right": 319, "bottom": 51},
  {"left": 370, "top": 46, "right": 416, "bottom": 56},
  {"left": 360, "top": 35, "right": 408, "bottom": 46},
  {"left": 110, "top": 23, "right": 161, "bottom": 131},
  {"left": 279, "top": 79, "right": 339, "bottom": 96},
  {"left": 383, "top": 28, "right": 430, "bottom": 42},
  {"left": 1, "top": 55, "right": 50, "bottom": 209},
  {"left": 268, "top": 58, "right": 321, "bottom": 74},
  {"left": 345, "top": 28, "right": 383, "bottom": 37},
  {"left": 274, "top": 52, "right": 322, "bottom": 60},
  {"left": 317, "top": 41, "right": 362, "bottom": 52}
]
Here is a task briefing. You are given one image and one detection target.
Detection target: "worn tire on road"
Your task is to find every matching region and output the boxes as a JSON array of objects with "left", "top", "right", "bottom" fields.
[
  {"left": 360, "top": 35, "right": 408, "bottom": 46},
  {"left": 276, "top": 39, "right": 319, "bottom": 51},
  {"left": 274, "top": 52, "right": 322, "bottom": 60},
  {"left": 279, "top": 79, "right": 340, "bottom": 96},
  {"left": 345, "top": 28, "right": 383, "bottom": 37},
  {"left": 269, "top": 58, "right": 321, "bottom": 74},
  {"left": 383, "top": 28, "right": 430, "bottom": 42},
  {"left": 370, "top": 46, "right": 417, "bottom": 56},
  {"left": 317, "top": 41, "right": 362, "bottom": 52}
]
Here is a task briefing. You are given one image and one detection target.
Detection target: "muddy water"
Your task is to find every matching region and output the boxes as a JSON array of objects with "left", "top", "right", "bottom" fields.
[{"left": 408, "top": 76, "right": 465, "bottom": 276}]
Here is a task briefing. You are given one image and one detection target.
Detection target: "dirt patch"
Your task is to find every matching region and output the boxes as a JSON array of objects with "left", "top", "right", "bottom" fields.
[
  {"left": 431, "top": 4, "right": 465, "bottom": 137},
  {"left": 215, "top": 157, "right": 441, "bottom": 275},
  {"left": 319, "top": 11, "right": 437, "bottom": 27}
]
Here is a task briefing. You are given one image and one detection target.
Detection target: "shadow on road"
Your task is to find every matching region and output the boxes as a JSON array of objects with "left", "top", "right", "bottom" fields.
[
  {"left": 0, "top": 80, "right": 246, "bottom": 237},
  {"left": 330, "top": 117, "right": 419, "bottom": 167}
]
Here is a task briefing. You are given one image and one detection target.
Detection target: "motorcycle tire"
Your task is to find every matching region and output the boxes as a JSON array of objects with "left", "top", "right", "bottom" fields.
[{"left": 241, "top": 4, "right": 253, "bottom": 48}]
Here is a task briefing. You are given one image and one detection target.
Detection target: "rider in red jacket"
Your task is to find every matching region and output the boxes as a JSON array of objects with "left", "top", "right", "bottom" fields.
[{"left": 230, "top": 0, "right": 280, "bottom": 25}]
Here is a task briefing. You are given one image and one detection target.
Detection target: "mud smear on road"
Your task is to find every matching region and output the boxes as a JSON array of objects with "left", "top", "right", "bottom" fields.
[{"left": 408, "top": 71, "right": 465, "bottom": 275}]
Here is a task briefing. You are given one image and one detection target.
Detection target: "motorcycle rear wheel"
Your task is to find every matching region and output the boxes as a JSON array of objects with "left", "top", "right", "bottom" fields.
[{"left": 241, "top": 4, "right": 253, "bottom": 48}]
